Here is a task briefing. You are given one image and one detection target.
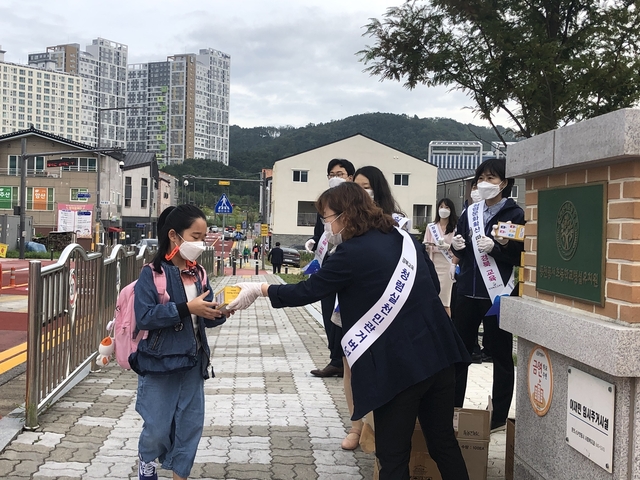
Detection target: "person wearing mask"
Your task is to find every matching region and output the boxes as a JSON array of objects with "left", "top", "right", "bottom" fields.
[
  {"left": 423, "top": 198, "right": 458, "bottom": 317},
  {"left": 304, "top": 158, "right": 356, "bottom": 379},
  {"left": 227, "top": 183, "right": 470, "bottom": 480},
  {"left": 267, "top": 242, "right": 284, "bottom": 273},
  {"left": 132, "top": 205, "right": 227, "bottom": 480},
  {"left": 450, "top": 158, "right": 524, "bottom": 433},
  {"left": 243, "top": 245, "right": 250, "bottom": 263}
]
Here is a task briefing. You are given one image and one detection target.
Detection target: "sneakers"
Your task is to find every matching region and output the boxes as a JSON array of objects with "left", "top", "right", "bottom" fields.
[{"left": 138, "top": 454, "right": 158, "bottom": 480}]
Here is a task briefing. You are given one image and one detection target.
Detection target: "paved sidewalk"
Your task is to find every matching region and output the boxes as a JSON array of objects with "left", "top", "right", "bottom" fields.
[{"left": 0, "top": 274, "right": 515, "bottom": 479}]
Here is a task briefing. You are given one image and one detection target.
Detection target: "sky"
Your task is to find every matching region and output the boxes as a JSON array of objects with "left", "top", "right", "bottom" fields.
[{"left": 1, "top": 0, "right": 511, "bottom": 130}]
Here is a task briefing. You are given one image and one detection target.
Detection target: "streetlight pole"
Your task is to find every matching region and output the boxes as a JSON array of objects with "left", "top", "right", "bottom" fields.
[{"left": 96, "top": 106, "right": 138, "bottom": 246}]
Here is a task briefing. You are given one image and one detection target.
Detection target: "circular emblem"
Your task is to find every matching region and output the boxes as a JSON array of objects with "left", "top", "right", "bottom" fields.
[
  {"left": 556, "top": 201, "right": 579, "bottom": 260},
  {"left": 528, "top": 346, "right": 553, "bottom": 417},
  {"left": 69, "top": 269, "right": 77, "bottom": 308}
]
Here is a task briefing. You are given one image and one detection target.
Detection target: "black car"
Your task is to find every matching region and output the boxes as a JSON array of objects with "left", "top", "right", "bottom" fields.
[{"left": 281, "top": 247, "right": 301, "bottom": 268}]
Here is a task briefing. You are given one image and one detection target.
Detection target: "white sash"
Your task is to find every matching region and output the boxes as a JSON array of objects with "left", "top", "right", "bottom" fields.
[
  {"left": 427, "top": 222, "right": 454, "bottom": 264},
  {"left": 392, "top": 212, "right": 411, "bottom": 230},
  {"left": 341, "top": 227, "right": 417, "bottom": 368},
  {"left": 468, "top": 201, "right": 515, "bottom": 302},
  {"left": 313, "top": 231, "right": 331, "bottom": 265}
]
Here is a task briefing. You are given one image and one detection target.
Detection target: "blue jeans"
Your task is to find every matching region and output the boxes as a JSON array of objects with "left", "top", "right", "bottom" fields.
[{"left": 136, "top": 356, "right": 205, "bottom": 478}]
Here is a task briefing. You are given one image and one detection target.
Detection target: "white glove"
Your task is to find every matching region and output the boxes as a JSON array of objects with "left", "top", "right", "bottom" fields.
[
  {"left": 477, "top": 236, "right": 495, "bottom": 253},
  {"left": 491, "top": 222, "right": 509, "bottom": 245},
  {"left": 437, "top": 241, "right": 451, "bottom": 251},
  {"left": 304, "top": 239, "right": 316, "bottom": 253},
  {"left": 227, "top": 282, "right": 265, "bottom": 310},
  {"left": 451, "top": 235, "right": 466, "bottom": 251},
  {"left": 449, "top": 263, "right": 457, "bottom": 282}
]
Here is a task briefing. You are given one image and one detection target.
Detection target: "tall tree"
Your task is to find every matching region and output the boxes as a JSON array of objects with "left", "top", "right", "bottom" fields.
[{"left": 359, "top": 1, "right": 640, "bottom": 141}]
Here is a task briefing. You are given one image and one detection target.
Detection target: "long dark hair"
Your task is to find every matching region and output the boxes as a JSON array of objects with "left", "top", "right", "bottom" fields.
[
  {"left": 152, "top": 204, "right": 207, "bottom": 272},
  {"left": 316, "top": 182, "right": 395, "bottom": 240},
  {"left": 353, "top": 165, "right": 405, "bottom": 216},
  {"left": 434, "top": 198, "right": 458, "bottom": 234}
]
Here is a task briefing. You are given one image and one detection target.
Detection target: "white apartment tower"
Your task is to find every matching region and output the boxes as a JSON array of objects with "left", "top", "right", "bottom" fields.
[
  {"left": 29, "top": 38, "right": 128, "bottom": 149},
  {"left": 126, "top": 48, "right": 230, "bottom": 166},
  {"left": 1, "top": 46, "right": 82, "bottom": 140}
]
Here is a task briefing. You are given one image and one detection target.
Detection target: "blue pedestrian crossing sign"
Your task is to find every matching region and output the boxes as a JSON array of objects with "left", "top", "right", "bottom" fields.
[{"left": 214, "top": 193, "right": 233, "bottom": 214}]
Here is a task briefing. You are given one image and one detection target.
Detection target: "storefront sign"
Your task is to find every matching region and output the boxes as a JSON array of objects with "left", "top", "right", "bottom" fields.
[
  {"left": 566, "top": 367, "right": 614, "bottom": 473},
  {"left": 537, "top": 184, "right": 605, "bottom": 305},
  {"left": 527, "top": 346, "right": 553, "bottom": 416}
]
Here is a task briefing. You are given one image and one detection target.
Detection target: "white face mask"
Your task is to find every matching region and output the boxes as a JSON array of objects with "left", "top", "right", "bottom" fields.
[
  {"left": 323, "top": 214, "right": 344, "bottom": 246},
  {"left": 364, "top": 188, "right": 375, "bottom": 200},
  {"left": 470, "top": 189, "right": 482, "bottom": 203},
  {"left": 476, "top": 181, "right": 503, "bottom": 200},
  {"left": 438, "top": 208, "right": 450, "bottom": 219},
  {"left": 178, "top": 235, "right": 206, "bottom": 262},
  {"left": 328, "top": 176, "right": 346, "bottom": 189}
]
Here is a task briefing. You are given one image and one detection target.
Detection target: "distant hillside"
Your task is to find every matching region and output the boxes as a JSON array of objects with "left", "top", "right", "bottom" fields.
[{"left": 228, "top": 112, "right": 517, "bottom": 173}]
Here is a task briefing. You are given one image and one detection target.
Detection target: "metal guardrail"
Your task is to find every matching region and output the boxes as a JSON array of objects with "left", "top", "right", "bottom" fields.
[{"left": 24, "top": 243, "right": 154, "bottom": 429}]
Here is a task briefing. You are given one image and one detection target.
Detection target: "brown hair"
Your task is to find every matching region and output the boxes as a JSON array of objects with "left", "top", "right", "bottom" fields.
[{"left": 316, "top": 182, "right": 396, "bottom": 240}]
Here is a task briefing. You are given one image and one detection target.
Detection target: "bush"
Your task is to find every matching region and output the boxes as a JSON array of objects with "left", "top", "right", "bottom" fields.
[
  {"left": 4, "top": 250, "right": 60, "bottom": 259},
  {"left": 278, "top": 273, "right": 308, "bottom": 284}
]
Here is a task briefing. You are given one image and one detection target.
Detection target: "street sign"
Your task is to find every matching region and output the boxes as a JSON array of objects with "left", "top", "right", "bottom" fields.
[
  {"left": 260, "top": 224, "right": 269, "bottom": 236},
  {"left": 136, "top": 223, "right": 146, "bottom": 228},
  {"left": 242, "top": 221, "right": 247, "bottom": 229},
  {"left": 219, "top": 180, "right": 230, "bottom": 186},
  {"left": 214, "top": 193, "right": 233, "bottom": 214},
  {"left": 76, "top": 192, "right": 91, "bottom": 199},
  {"left": 100, "top": 200, "right": 110, "bottom": 205}
]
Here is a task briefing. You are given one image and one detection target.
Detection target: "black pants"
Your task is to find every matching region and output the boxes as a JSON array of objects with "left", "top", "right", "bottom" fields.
[
  {"left": 374, "top": 366, "right": 469, "bottom": 480},
  {"left": 321, "top": 295, "right": 343, "bottom": 367},
  {"left": 453, "top": 295, "right": 514, "bottom": 427},
  {"left": 272, "top": 263, "right": 281, "bottom": 273}
]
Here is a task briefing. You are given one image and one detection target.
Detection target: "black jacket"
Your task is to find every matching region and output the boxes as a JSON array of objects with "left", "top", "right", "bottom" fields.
[
  {"left": 453, "top": 198, "right": 525, "bottom": 299},
  {"left": 268, "top": 228, "right": 467, "bottom": 419},
  {"left": 268, "top": 247, "right": 284, "bottom": 265}
]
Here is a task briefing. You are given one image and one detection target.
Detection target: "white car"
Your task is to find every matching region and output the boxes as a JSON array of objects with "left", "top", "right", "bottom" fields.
[
  {"left": 136, "top": 238, "right": 158, "bottom": 250},
  {"left": 210, "top": 225, "right": 219, "bottom": 233}
]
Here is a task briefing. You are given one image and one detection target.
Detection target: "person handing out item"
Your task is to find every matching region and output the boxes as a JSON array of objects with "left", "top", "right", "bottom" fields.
[{"left": 228, "top": 183, "right": 470, "bottom": 480}]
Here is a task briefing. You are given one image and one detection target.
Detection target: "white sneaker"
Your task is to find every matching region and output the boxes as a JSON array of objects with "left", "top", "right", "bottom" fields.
[{"left": 138, "top": 454, "right": 158, "bottom": 480}]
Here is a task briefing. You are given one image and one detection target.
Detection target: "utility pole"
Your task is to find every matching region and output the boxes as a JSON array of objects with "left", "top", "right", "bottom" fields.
[{"left": 18, "top": 138, "right": 27, "bottom": 259}]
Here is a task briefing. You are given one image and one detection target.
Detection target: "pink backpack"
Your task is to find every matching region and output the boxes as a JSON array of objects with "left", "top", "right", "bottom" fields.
[{"left": 111, "top": 265, "right": 170, "bottom": 369}]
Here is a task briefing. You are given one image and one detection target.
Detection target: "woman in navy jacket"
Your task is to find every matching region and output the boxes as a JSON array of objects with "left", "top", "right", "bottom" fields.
[
  {"left": 450, "top": 158, "right": 525, "bottom": 433},
  {"left": 229, "top": 183, "right": 470, "bottom": 480}
]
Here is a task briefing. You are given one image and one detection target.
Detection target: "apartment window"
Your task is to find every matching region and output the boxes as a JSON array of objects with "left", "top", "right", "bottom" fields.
[
  {"left": 125, "top": 177, "right": 132, "bottom": 207},
  {"left": 292, "top": 170, "right": 308, "bottom": 182},
  {"left": 0, "top": 186, "right": 18, "bottom": 210},
  {"left": 70, "top": 188, "right": 89, "bottom": 202},
  {"left": 394, "top": 174, "right": 409, "bottom": 186},
  {"left": 141, "top": 178, "right": 148, "bottom": 208},
  {"left": 62, "top": 157, "right": 96, "bottom": 172},
  {"left": 26, "top": 187, "right": 54, "bottom": 211},
  {"left": 9, "top": 155, "right": 44, "bottom": 175}
]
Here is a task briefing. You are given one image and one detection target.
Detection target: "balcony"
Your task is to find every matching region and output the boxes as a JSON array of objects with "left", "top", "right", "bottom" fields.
[{"left": 0, "top": 168, "right": 61, "bottom": 178}]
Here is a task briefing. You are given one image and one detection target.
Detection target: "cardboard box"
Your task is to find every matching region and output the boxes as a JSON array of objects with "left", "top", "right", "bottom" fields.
[
  {"left": 505, "top": 418, "right": 515, "bottom": 480},
  {"left": 214, "top": 286, "right": 240, "bottom": 307},
  {"left": 497, "top": 222, "right": 526, "bottom": 242},
  {"left": 454, "top": 407, "right": 491, "bottom": 440}
]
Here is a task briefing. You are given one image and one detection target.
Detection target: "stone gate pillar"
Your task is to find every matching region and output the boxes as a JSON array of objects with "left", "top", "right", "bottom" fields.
[{"left": 502, "top": 108, "right": 640, "bottom": 479}]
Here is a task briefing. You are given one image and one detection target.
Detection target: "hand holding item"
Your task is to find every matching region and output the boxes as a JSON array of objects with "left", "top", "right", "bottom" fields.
[
  {"left": 227, "top": 282, "right": 265, "bottom": 310},
  {"left": 449, "top": 263, "right": 457, "bottom": 282},
  {"left": 491, "top": 222, "right": 510, "bottom": 245},
  {"left": 187, "top": 291, "right": 224, "bottom": 319},
  {"left": 437, "top": 240, "right": 451, "bottom": 251},
  {"left": 305, "top": 239, "right": 316, "bottom": 253},
  {"left": 451, "top": 235, "right": 466, "bottom": 251},
  {"left": 477, "top": 236, "right": 495, "bottom": 253}
]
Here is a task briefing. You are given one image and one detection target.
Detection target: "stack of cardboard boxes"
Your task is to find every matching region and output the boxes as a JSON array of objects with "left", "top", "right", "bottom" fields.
[{"left": 373, "top": 402, "right": 491, "bottom": 480}]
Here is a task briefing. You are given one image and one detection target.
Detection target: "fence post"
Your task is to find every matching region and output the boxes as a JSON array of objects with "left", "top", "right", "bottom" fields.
[
  {"left": 25, "top": 261, "right": 42, "bottom": 430},
  {"left": 232, "top": 259, "right": 236, "bottom": 275},
  {"left": 255, "top": 261, "right": 259, "bottom": 275}
]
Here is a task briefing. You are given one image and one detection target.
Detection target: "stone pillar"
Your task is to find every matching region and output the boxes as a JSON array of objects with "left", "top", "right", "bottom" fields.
[{"left": 502, "top": 108, "right": 640, "bottom": 479}]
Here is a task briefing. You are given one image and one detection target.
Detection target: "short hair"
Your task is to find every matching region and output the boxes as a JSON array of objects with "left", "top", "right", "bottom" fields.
[
  {"left": 473, "top": 158, "right": 514, "bottom": 198},
  {"left": 275, "top": 242, "right": 281, "bottom": 246},
  {"left": 327, "top": 158, "right": 355, "bottom": 177},
  {"left": 316, "top": 182, "right": 395, "bottom": 240}
]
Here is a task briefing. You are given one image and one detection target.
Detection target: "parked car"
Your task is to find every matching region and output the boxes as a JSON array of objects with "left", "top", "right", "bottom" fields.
[
  {"left": 223, "top": 231, "right": 234, "bottom": 241},
  {"left": 209, "top": 225, "right": 219, "bottom": 233},
  {"left": 136, "top": 238, "right": 158, "bottom": 250},
  {"left": 281, "top": 247, "right": 301, "bottom": 268}
]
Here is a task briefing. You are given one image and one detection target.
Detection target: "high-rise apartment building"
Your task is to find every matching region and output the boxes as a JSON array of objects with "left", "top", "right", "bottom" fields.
[
  {"left": 0, "top": 46, "right": 82, "bottom": 140},
  {"left": 126, "top": 48, "right": 230, "bottom": 166},
  {"left": 29, "top": 38, "right": 128, "bottom": 149}
]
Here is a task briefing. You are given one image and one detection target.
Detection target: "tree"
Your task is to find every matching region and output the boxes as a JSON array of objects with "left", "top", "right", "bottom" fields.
[{"left": 359, "top": 1, "right": 640, "bottom": 141}]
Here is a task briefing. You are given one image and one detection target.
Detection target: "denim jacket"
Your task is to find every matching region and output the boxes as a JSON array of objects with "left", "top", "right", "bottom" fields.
[{"left": 130, "top": 261, "right": 225, "bottom": 377}]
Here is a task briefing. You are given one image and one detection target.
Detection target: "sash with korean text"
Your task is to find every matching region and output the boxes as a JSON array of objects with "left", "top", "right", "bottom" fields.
[
  {"left": 427, "top": 222, "right": 454, "bottom": 264},
  {"left": 341, "top": 227, "right": 417, "bottom": 368},
  {"left": 302, "top": 231, "right": 331, "bottom": 275},
  {"left": 468, "top": 201, "right": 515, "bottom": 304}
]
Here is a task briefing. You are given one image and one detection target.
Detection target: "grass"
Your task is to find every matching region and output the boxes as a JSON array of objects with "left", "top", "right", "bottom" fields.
[
  {"left": 4, "top": 250, "right": 61, "bottom": 259},
  {"left": 277, "top": 273, "right": 308, "bottom": 284}
]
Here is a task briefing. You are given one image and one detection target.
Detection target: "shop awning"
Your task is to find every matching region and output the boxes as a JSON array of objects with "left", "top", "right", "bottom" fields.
[{"left": 108, "top": 227, "right": 123, "bottom": 232}]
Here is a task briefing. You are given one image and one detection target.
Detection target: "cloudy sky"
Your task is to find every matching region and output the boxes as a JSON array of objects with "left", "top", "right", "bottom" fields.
[{"left": 1, "top": 0, "right": 510, "bottom": 129}]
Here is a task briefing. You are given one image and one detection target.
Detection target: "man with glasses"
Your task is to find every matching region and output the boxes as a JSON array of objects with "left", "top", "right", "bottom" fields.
[{"left": 305, "top": 158, "right": 355, "bottom": 377}]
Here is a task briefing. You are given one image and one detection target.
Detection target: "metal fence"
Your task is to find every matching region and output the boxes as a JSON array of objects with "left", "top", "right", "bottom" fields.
[{"left": 24, "top": 244, "right": 154, "bottom": 429}]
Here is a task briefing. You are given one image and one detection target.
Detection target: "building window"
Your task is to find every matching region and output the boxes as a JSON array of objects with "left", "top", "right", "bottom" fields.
[
  {"left": 296, "top": 201, "right": 317, "bottom": 226},
  {"left": 394, "top": 174, "right": 409, "bottom": 186},
  {"left": 292, "top": 170, "right": 308, "bottom": 183},
  {"left": 141, "top": 178, "right": 148, "bottom": 208},
  {"left": 70, "top": 188, "right": 89, "bottom": 202},
  {"left": 8, "top": 155, "right": 45, "bottom": 175},
  {"left": 510, "top": 184, "right": 519, "bottom": 199},
  {"left": 0, "top": 186, "right": 18, "bottom": 210},
  {"left": 27, "top": 187, "right": 54, "bottom": 211},
  {"left": 125, "top": 176, "right": 132, "bottom": 207},
  {"left": 412, "top": 204, "right": 432, "bottom": 228},
  {"left": 62, "top": 157, "right": 96, "bottom": 172}
]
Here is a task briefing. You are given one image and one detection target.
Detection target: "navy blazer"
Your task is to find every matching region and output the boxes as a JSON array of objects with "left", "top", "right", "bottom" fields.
[
  {"left": 268, "top": 228, "right": 468, "bottom": 419},
  {"left": 453, "top": 198, "right": 525, "bottom": 299}
]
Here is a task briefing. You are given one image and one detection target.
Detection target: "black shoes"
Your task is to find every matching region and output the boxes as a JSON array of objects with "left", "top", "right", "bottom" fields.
[{"left": 310, "top": 364, "right": 344, "bottom": 377}]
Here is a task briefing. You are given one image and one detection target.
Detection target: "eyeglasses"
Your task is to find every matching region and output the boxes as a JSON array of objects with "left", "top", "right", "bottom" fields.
[
  {"left": 327, "top": 172, "right": 347, "bottom": 179},
  {"left": 320, "top": 213, "right": 341, "bottom": 223}
]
